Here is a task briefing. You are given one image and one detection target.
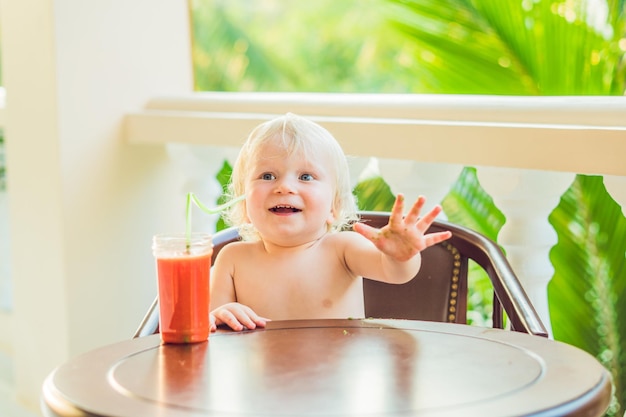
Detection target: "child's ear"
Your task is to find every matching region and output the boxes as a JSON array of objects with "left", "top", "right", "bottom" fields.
[
  {"left": 326, "top": 206, "right": 337, "bottom": 225},
  {"left": 242, "top": 201, "right": 251, "bottom": 223}
]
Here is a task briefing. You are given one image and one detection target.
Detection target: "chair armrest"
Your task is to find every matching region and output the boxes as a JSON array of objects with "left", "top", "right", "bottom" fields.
[
  {"left": 444, "top": 221, "right": 549, "bottom": 337},
  {"left": 133, "top": 296, "right": 159, "bottom": 338}
]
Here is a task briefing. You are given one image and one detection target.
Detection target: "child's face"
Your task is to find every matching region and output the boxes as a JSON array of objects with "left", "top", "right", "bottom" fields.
[{"left": 244, "top": 138, "right": 336, "bottom": 246}]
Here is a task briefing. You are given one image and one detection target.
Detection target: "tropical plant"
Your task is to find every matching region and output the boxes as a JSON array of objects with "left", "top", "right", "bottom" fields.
[
  {"left": 189, "top": 0, "right": 424, "bottom": 93},
  {"left": 549, "top": 176, "right": 626, "bottom": 414}
]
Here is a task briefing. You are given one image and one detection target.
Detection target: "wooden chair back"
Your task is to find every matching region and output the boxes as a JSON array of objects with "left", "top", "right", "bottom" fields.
[{"left": 134, "top": 212, "right": 548, "bottom": 338}]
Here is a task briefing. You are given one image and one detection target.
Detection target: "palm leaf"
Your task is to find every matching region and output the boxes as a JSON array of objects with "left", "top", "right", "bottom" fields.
[
  {"left": 471, "top": 0, "right": 625, "bottom": 94},
  {"left": 383, "top": 0, "right": 537, "bottom": 93},
  {"left": 383, "top": 0, "right": 625, "bottom": 94},
  {"left": 353, "top": 177, "right": 396, "bottom": 211},
  {"left": 214, "top": 160, "right": 233, "bottom": 232},
  {"left": 549, "top": 175, "right": 626, "bottom": 414},
  {"left": 442, "top": 167, "right": 504, "bottom": 240}
]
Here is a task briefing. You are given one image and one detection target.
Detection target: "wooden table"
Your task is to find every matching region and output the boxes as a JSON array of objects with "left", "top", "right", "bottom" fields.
[{"left": 41, "top": 319, "right": 612, "bottom": 417}]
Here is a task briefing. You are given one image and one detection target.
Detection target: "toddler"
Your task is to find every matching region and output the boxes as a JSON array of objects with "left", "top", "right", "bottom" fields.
[{"left": 209, "top": 113, "right": 451, "bottom": 331}]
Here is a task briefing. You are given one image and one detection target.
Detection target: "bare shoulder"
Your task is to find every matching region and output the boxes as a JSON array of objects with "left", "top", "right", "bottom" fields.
[
  {"left": 214, "top": 239, "right": 262, "bottom": 261},
  {"left": 322, "top": 230, "right": 375, "bottom": 252}
]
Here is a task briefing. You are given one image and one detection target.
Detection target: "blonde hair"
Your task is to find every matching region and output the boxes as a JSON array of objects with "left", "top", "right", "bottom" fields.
[{"left": 223, "top": 113, "right": 358, "bottom": 240}]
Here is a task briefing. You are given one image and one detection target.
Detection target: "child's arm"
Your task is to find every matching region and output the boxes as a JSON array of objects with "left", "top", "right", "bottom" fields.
[
  {"left": 210, "top": 246, "right": 268, "bottom": 331},
  {"left": 347, "top": 194, "right": 452, "bottom": 283}
]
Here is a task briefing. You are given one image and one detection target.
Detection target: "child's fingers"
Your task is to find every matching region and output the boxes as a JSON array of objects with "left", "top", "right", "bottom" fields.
[
  {"left": 216, "top": 310, "right": 245, "bottom": 331},
  {"left": 403, "top": 196, "right": 426, "bottom": 225},
  {"left": 209, "top": 314, "right": 217, "bottom": 332},
  {"left": 388, "top": 194, "right": 406, "bottom": 226},
  {"left": 233, "top": 306, "right": 263, "bottom": 330},
  {"left": 352, "top": 221, "right": 381, "bottom": 243},
  {"left": 424, "top": 231, "right": 452, "bottom": 248},
  {"left": 212, "top": 303, "right": 268, "bottom": 332},
  {"left": 254, "top": 316, "right": 270, "bottom": 328},
  {"left": 416, "top": 205, "right": 444, "bottom": 232},
  {"left": 247, "top": 309, "right": 269, "bottom": 328}
]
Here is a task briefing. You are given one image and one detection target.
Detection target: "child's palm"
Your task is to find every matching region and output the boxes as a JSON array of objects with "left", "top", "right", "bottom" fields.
[{"left": 353, "top": 194, "right": 451, "bottom": 262}]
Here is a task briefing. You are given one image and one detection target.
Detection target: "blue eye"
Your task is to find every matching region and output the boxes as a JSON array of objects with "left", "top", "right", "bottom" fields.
[
  {"left": 300, "top": 173, "right": 314, "bottom": 181},
  {"left": 261, "top": 173, "right": 275, "bottom": 180}
]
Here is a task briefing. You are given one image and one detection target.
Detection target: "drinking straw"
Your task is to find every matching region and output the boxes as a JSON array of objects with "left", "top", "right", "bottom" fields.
[{"left": 185, "top": 192, "right": 245, "bottom": 246}]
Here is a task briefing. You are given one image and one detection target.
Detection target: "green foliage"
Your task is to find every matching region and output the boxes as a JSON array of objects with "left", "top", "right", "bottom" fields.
[
  {"left": 214, "top": 160, "right": 233, "bottom": 231},
  {"left": 189, "top": 0, "right": 425, "bottom": 93},
  {"left": 467, "top": 0, "right": 626, "bottom": 94},
  {"left": 549, "top": 176, "right": 626, "bottom": 415},
  {"left": 384, "top": 0, "right": 537, "bottom": 94},
  {"left": 353, "top": 177, "right": 396, "bottom": 211},
  {"left": 384, "top": 0, "right": 625, "bottom": 94},
  {"left": 441, "top": 167, "right": 504, "bottom": 240}
]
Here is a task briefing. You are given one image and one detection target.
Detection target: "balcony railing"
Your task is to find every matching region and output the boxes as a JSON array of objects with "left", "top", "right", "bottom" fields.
[
  {"left": 124, "top": 92, "right": 626, "bottom": 335},
  {"left": 125, "top": 92, "right": 626, "bottom": 175}
]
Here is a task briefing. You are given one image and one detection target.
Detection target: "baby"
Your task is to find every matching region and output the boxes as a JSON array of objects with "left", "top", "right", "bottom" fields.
[{"left": 209, "top": 113, "right": 451, "bottom": 331}]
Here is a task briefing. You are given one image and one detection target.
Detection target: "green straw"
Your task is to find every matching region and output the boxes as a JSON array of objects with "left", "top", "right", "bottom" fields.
[{"left": 185, "top": 192, "right": 245, "bottom": 246}]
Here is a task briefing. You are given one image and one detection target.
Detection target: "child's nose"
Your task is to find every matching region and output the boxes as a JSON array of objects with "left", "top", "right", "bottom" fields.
[{"left": 274, "top": 177, "right": 296, "bottom": 194}]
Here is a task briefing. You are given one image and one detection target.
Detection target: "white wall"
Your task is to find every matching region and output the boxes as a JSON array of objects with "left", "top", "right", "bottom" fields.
[{"left": 0, "top": 0, "right": 192, "bottom": 410}]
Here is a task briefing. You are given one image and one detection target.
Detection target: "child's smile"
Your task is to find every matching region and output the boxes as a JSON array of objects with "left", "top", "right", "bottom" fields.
[{"left": 269, "top": 204, "right": 302, "bottom": 214}]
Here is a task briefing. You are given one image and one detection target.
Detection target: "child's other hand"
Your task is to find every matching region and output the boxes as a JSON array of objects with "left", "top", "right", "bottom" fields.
[
  {"left": 353, "top": 194, "right": 452, "bottom": 262},
  {"left": 210, "top": 302, "right": 269, "bottom": 332}
]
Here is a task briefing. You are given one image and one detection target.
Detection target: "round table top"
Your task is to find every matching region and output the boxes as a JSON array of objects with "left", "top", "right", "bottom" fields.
[{"left": 42, "top": 319, "right": 611, "bottom": 417}]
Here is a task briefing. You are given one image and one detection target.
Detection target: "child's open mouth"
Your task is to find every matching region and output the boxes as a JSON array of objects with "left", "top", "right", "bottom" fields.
[{"left": 270, "top": 205, "right": 302, "bottom": 213}]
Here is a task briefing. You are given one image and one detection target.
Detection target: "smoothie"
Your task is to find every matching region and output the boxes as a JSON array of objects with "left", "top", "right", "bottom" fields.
[{"left": 157, "top": 252, "right": 211, "bottom": 343}]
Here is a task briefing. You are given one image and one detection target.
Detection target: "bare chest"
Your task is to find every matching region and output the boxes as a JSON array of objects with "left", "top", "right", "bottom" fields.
[{"left": 231, "top": 248, "right": 364, "bottom": 319}]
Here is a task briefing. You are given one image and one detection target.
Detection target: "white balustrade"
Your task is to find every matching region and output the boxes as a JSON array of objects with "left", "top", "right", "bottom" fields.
[
  {"left": 378, "top": 159, "right": 464, "bottom": 216},
  {"left": 166, "top": 144, "right": 240, "bottom": 233},
  {"left": 603, "top": 176, "right": 626, "bottom": 217},
  {"left": 476, "top": 168, "right": 576, "bottom": 335},
  {"left": 348, "top": 156, "right": 373, "bottom": 190}
]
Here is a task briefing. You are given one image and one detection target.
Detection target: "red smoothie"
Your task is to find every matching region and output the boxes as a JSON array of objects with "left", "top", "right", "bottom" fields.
[{"left": 157, "top": 251, "right": 212, "bottom": 343}]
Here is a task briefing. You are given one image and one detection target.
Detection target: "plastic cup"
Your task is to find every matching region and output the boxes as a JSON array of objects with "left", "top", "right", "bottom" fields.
[{"left": 153, "top": 233, "right": 213, "bottom": 344}]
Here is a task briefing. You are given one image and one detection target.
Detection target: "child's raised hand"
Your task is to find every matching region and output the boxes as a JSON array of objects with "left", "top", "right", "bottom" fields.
[{"left": 352, "top": 194, "right": 452, "bottom": 262}]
